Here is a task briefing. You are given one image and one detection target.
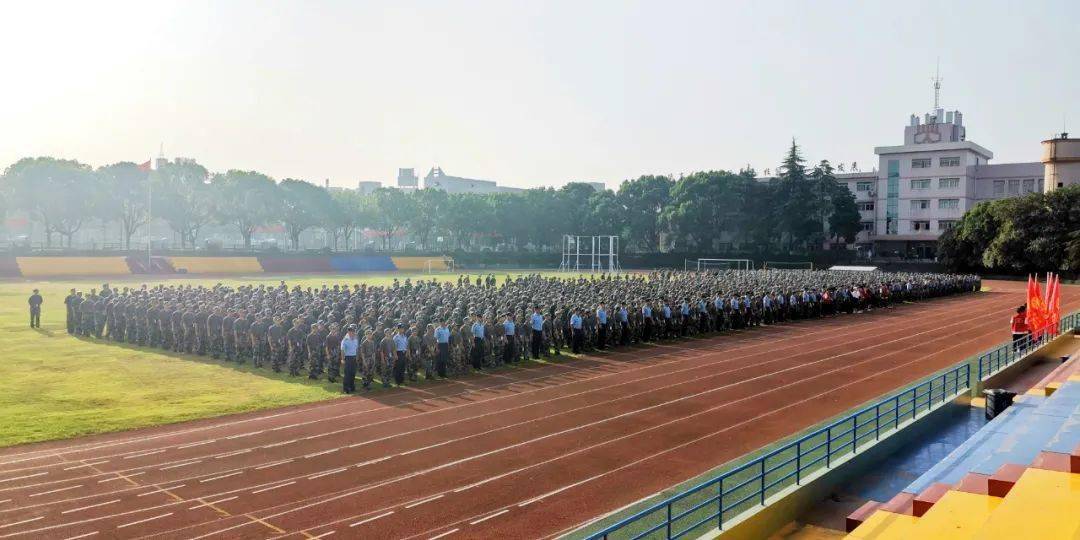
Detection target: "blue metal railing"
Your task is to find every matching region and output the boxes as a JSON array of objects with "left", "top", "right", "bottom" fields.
[
  {"left": 584, "top": 363, "right": 971, "bottom": 540},
  {"left": 978, "top": 310, "right": 1080, "bottom": 381}
]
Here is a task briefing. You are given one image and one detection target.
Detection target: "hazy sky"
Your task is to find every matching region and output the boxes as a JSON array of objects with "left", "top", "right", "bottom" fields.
[{"left": 2, "top": 0, "right": 1077, "bottom": 189}]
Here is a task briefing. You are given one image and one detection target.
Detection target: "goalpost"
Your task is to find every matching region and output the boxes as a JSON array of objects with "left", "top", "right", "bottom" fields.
[
  {"left": 763, "top": 261, "right": 814, "bottom": 270},
  {"left": 425, "top": 257, "right": 455, "bottom": 274},
  {"left": 559, "top": 235, "right": 620, "bottom": 273},
  {"left": 684, "top": 258, "right": 754, "bottom": 271}
]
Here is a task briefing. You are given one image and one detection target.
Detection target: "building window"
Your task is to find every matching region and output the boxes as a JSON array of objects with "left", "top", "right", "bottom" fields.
[
  {"left": 857, "top": 202, "right": 875, "bottom": 211},
  {"left": 1022, "top": 178, "right": 1036, "bottom": 193},
  {"left": 938, "top": 198, "right": 959, "bottom": 210},
  {"left": 993, "top": 180, "right": 1006, "bottom": 196},
  {"left": 940, "top": 157, "right": 961, "bottom": 167},
  {"left": 856, "top": 181, "right": 873, "bottom": 191},
  {"left": 911, "top": 199, "right": 930, "bottom": 210},
  {"left": 939, "top": 177, "right": 960, "bottom": 189},
  {"left": 912, "top": 220, "right": 931, "bottom": 231},
  {"left": 887, "top": 160, "right": 899, "bottom": 234},
  {"left": 1008, "top": 179, "right": 1020, "bottom": 195},
  {"left": 910, "top": 179, "right": 931, "bottom": 190},
  {"left": 911, "top": 158, "right": 932, "bottom": 168},
  {"left": 938, "top": 220, "right": 958, "bottom": 231},
  {"left": 860, "top": 222, "right": 874, "bottom": 232}
]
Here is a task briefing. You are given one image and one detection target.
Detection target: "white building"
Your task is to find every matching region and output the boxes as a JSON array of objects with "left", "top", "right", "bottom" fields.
[
  {"left": 831, "top": 108, "right": 1048, "bottom": 258},
  {"left": 420, "top": 166, "right": 523, "bottom": 194}
]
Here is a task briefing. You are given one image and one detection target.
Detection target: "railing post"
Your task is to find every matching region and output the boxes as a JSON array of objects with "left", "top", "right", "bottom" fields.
[
  {"left": 760, "top": 459, "right": 766, "bottom": 505},
  {"left": 826, "top": 427, "right": 832, "bottom": 467},
  {"left": 875, "top": 403, "right": 880, "bottom": 440},
  {"left": 666, "top": 502, "right": 672, "bottom": 539},
  {"left": 796, "top": 440, "right": 802, "bottom": 485}
]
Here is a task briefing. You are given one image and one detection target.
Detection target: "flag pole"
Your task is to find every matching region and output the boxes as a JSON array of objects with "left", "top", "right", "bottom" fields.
[{"left": 147, "top": 160, "right": 152, "bottom": 266}]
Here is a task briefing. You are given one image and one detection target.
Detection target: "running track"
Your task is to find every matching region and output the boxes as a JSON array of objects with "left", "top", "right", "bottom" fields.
[{"left": 0, "top": 280, "right": 1075, "bottom": 540}]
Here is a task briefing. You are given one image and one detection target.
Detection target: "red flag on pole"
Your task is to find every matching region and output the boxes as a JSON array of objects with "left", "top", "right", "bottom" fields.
[{"left": 1027, "top": 274, "right": 1048, "bottom": 339}]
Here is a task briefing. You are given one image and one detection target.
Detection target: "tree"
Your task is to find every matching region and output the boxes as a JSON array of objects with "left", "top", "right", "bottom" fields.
[
  {"left": 210, "top": 170, "right": 281, "bottom": 249},
  {"left": 617, "top": 175, "right": 672, "bottom": 251},
  {"left": 660, "top": 171, "right": 744, "bottom": 251},
  {"left": 809, "top": 160, "right": 860, "bottom": 245},
  {"left": 0, "top": 157, "right": 99, "bottom": 247},
  {"left": 278, "top": 179, "right": 334, "bottom": 250},
  {"left": 408, "top": 188, "right": 448, "bottom": 251},
  {"left": 773, "top": 139, "right": 817, "bottom": 251},
  {"left": 153, "top": 159, "right": 211, "bottom": 249},
  {"left": 325, "top": 189, "right": 370, "bottom": 251},
  {"left": 370, "top": 187, "right": 415, "bottom": 251},
  {"left": 443, "top": 193, "right": 488, "bottom": 250},
  {"left": 97, "top": 162, "right": 150, "bottom": 250}
]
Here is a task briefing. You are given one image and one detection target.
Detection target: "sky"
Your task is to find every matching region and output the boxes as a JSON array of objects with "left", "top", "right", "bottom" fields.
[{"left": 1, "top": 0, "right": 1077, "bottom": 190}]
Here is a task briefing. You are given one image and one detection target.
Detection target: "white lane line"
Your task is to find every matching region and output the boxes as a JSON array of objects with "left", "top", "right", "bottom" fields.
[
  {"left": 0, "top": 471, "right": 47, "bottom": 483},
  {"left": 159, "top": 460, "right": 202, "bottom": 470},
  {"left": 63, "top": 461, "right": 108, "bottom": 471},
  {"left": 262, "top": 439, "right": 298, "bottom": 449},
  {"left": 311, "top": 532, "right": 335, "bottom": 539},
  {"left": 61, "top": 499, "right": 121, "bottom": 514},
  {"left": 349, "top": 511, "right": 394, "bottom": 527},
  {"left": 98, "top": 471, "right": 145, "bottom": 483},
  {"left": 428, "top": 528, "right": 459, "bottom": 540},
  {"left": 62, "top": 532, "right": 98, "bottom": 539},
  {"left": 355, "top": 456, "right": 391, "bottom": 468},
  {"left": 304, "top": 449, "right": 337, "bottom": 458},
  {"left": 251, "top": 481, "right": 295, "bottom": 494},
  {"left": 199, "top": 471, "right": 242, "bottom": 483},
  {"left": 399, "top": 441, "right": 450, "bottom": 456},
  {"left": 176, "top": 440, "right": 215, "bottom": 450},
  {"left": 468, "top": 508, "right": 509, "bottom": 525},
  {"left": 123, "top": 449, "right": 164, "bottom": 459},
  {"left": 215, "top": 449, "right": 251, "bottom": 459},
  {"left": 188, "top": 496, "right": 237, "bottom": 510},
  {"left": 404, "top": 494, "right": 443, "bottom": 509},
  {"left": 255, "top": 459, "right": 293, "bottom": 470},
  {"left": 117, "top": 512, "right": 172, "bottom": 528},
  {"left": 136, "top": 484, "right": 185, "bottom": 497},
  {"left": 0, "top": 516, "right": 43, "bottom": 528},
  {"left": 307, "top": 467, "right": 347, "bottom": 480},
  {"left": 0, "top": 499, "right": 9, "bottom": 504},
  {"left": 29, "top": 484, "right": 83, "bottom": 497}
]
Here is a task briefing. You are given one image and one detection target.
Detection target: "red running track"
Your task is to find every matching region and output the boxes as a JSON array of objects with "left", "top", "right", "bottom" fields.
[{"left": 0, "top": 280, "right": 1075, "bottom": 540}]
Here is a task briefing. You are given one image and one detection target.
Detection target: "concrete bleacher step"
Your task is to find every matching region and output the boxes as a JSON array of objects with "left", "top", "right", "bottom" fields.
[
  {"left": 907, "top": 490, "right": 1002, "bottom": 539},
  {"left": 878, "top": 492, "right": 915, "bottom": 516},
  {"left": 952, "top": 472, "right": 990, "bottom": 495},
  {"left": 1032, "top": 450, "right": 1074, "bottom": 473},
  {"left": 845, "top": 500, "right": 882, "bottom": 532},
  {"left": 911, "top": 482, "right": 951, "bottom": 517},
  {"left": 986, "top": 463, "right": 1025, "bottom": 497},
  {"left": 973, "top": 467, "right": 1080, "bottom": 539},
  {"left": 845, "top": 510, "right": 920, "bottom": 539}
]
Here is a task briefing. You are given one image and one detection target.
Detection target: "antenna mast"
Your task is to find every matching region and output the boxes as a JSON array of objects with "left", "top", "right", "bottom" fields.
[{"left": 932, "top": 59, "right": 942, "bottom": 110}]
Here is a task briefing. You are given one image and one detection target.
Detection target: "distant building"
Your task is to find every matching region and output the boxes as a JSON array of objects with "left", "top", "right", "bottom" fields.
[
  {"left": 583, "top": 181, "right": 606, "bottom": 191},
  {"left": 397, "top": 168, "right": 418, "bottom": 188},
  {"left": 1042, "top": 134, "right": 1080, "bottom": 191},
  {"left": 421, "top": 166, "right": 523, "bottom": 194},
  {"left": 356, "top": 181, "right": 381, "bottom": 196}
]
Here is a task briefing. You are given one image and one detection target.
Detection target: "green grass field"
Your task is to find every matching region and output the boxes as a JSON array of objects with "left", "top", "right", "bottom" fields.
[{"left": 0, "top": 271, "right": 573, "bottom": 448}]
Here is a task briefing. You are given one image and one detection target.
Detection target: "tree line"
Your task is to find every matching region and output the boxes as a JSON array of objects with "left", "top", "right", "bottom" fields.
[
  {"left": 938, "top": 185, "right": 1080, "bottom": 274},
  {"left": 0, "top": 141, "right": 861, "bottom": 253}
]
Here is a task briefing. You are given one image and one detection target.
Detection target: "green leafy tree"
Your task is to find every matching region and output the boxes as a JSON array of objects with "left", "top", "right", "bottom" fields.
[
  {"left": 809, "top": 160, "right": 860, "bottom": 245},
  {"left": 326, "top": 189, "right": 370, "bottom": 251},
  {"left": 617, "top": 175, "right": 672, "bottom": 251},
  {"left": 371, "top": 187, "right": 415, "bottom": 251},
  {"left": 1, "top": 157, "right": 99, "bottom": 247},
  {"left": 210, "top": 170, "right": 281, "bottom": 249},
  {"left": 97, "top": 162, "right": 150, "bottom": 250},
  {"left": 152, "top": 159, "right": 212, "bottom": 249},
  {"left": 278, "top": 179, "right": 334, "bottom": 250},
  {"left": 660, "top": 170, "right": 744, "bottom": 251},
  {"left": 773, "top": 139, "right": 817, "bottom": 251},
  {"left": 408, "top": 188, "right": 448, "bottom": 251}
]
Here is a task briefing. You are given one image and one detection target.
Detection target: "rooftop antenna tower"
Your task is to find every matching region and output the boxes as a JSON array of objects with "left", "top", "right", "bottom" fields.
[{"left": 932, "top": 59, "right": 942, "bottom": 110}]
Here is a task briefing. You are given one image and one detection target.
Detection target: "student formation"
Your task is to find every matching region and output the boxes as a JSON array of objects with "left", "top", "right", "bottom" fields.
[{"left": 61, "top": 270, "right": 981, "bottom": 393}]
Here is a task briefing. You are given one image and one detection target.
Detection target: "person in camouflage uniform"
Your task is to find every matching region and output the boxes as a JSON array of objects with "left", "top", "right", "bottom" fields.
[
  {"left": 359, "top": 329, "right": 376, "bottom": 390},
  {"left": 286, "top": 317, "right": 306, "bottom": 376},
  {"left": 306, "top": 323, "right": 324, "bottom": 379},
  {"left": 324, "top": 322, "right": 341, "bottom": 383},
  {"left": 267, "top": 316, "right": 286, "bottom": 373}
]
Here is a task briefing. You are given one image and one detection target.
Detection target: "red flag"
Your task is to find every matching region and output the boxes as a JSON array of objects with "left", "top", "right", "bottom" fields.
[
  {"left": 1048, "top": 273, "right": 1061, "bottom": 334},
  {"left": 1027, "top": 274, "right": 1048, "bottom": 338},
  {"left": 137, "top": 160, "right": 152, "bottom": 172}
]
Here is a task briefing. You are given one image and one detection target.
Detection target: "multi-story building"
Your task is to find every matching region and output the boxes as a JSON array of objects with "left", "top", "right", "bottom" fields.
[
  {"left": 420, "top": 166, "right": 523, "bottom": 194},
  {"left": 835, "top": 108, "right": 1047, "bottom": 258}
]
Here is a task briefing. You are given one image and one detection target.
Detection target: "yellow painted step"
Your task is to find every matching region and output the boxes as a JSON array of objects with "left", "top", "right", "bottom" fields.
[
  {"left": 845, "top": 510, "right": 920, "bottom": 539},
  {"left": 975, "top": 468, "right": 1080, "bottom": 539},
  {"left": 907, "top": 490, "right": 1002, "bottom": 539}
]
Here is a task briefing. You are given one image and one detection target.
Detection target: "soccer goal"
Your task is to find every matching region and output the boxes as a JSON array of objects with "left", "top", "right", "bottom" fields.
[
  {"left": 684, "top": 258, "right": 754, "bottom": 271},
  {"left": 763, "top": 261, "right": 814, "bottom": 270},
  {"left": 425, "top": 257, "right": 455, "bottom": 274}
]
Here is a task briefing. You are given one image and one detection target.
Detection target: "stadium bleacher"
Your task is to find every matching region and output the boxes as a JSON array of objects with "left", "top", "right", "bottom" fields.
[
  {"left": 15, "top": 256, "right": 132, "bottom": 277},
  {"left": 846, "top": 354, "right": 1080, "bottom": 539}
]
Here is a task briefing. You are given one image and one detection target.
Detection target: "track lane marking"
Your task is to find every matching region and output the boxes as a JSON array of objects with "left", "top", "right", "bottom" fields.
[
  {"left": 251, "top": 481, "right": 295, "bottom": 495},
  {"left": 29, "top": 485, "right": 82, "bottom": 497},
  {"left": 61, "top": 499, "right": 121, "bottom": 514},
  {"left": 116, "top": 512, "right": 171, "bottom": 528},
  {"left": 428, "top": 528, "right": 458, "bottom": 540},
  {"left": 468, "top": 509, "right": 508, "bottom": 525},
  {"left": 404, "top": 494, "right": 443, "bottom": 509},
  {"left": 349, "top": 511, "right": 393, "bottom": 527}
]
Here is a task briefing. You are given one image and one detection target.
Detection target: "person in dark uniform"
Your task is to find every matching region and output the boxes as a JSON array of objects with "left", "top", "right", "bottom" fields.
[
  {"left": 529, "top": 306, "right": 544, "bottom": 360},
  {"left": 435, "top": 320, "right": 451, "bottom": 378},
  {"left": 28, "top": 289, "right": 43, "bottom": 328},
  {"left": 64, "top": 289, "right": 77, "bottom": 334},
  {"left": 470, "top": 314, "right": 485, "bottom": 370},
  {"left": 392, "top": 324, "right": 409, "bottom": 385}
]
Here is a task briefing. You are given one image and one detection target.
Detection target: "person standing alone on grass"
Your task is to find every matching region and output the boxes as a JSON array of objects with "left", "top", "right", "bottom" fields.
[
  {"left": 340, "top": 324, "right": 359, "bottom": 394},
  {"left": 28, "top": 289, "right": 43, "bottom": 329}
]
